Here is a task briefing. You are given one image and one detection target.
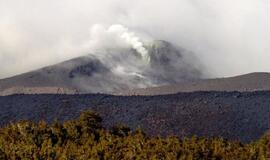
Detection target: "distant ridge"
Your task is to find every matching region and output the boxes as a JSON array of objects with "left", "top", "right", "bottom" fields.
[
  {"left": 0, "top": 87, "right": 78, "bottom": 96},
  {"left": 120, "top": 72, "right": 270, "bottom": 95}
]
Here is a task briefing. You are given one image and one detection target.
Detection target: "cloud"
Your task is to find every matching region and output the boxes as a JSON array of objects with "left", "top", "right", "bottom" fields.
[{"left": 0, "top": 0, "right": 270, "bottom": 78}]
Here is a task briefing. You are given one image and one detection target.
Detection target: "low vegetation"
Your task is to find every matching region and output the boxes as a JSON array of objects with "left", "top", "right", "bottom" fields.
[{"left": 0, "top": 111, "right": 270, "bottom": 159}]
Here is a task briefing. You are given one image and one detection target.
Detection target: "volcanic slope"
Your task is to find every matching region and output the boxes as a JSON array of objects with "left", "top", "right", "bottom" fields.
[{"left": 0, "top": 40, "right": 201, "bottom": 95}]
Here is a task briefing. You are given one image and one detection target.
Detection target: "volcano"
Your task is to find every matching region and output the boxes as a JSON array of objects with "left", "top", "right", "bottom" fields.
[{"left": 0, "top": 40, "right": 202, "bottom": 95}]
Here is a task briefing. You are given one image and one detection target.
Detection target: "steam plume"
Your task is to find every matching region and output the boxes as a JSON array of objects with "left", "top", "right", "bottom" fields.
[{"left": 88, "top": 24, "right": 150, "bottom": 63}]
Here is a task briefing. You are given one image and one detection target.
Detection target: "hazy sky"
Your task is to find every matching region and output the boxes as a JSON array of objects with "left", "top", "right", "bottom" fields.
[{"left": 1, "top": 0, "right": 270, "bottom": 78}]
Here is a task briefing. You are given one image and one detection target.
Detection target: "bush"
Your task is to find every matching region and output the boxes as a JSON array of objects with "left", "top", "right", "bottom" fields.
[{"left": 0, "top": 110, "right": 269, "bottom": 159}]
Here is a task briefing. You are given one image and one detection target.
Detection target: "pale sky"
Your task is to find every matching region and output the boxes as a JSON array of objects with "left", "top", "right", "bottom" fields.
[{"left": 1, "top": 0, "right": 270, "bottom": 78}]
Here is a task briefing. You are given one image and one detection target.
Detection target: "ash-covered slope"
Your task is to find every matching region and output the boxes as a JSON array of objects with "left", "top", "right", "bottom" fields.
[
  {"left": 121, "top": 72, "right": 270, "bottom": 95},
  {"left": 0, "top": 91, "right": 270, "bottom": 142},
  {"left": 0, "top": 40, "right": 202, "bottom": 95}
]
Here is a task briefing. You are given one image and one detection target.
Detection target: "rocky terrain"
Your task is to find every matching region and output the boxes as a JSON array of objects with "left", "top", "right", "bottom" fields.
[{"left": 1, "top": 91, "right": 270, "bottom": 143}]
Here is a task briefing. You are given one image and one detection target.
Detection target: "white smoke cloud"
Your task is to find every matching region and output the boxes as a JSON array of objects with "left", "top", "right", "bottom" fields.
[
  {"left": 85, "top": 24, "right": 155, "bottom": 88},
  {"left": 1, "top": 0, "right": 270, "bottom": 78},
  {"left": 108, "top": 25, "right": 150, "bottom": 62},
  {"left": 87, "top": 24, "right": 150, "bottom": 63}
]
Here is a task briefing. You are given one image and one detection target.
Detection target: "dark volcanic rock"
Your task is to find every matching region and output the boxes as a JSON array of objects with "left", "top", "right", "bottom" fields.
[
  {"left": 69, "top": 58, "right": 109, "bottom": 78},
  {"left": 0, "top": 91, "right": 270, "bottom": 143}
]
